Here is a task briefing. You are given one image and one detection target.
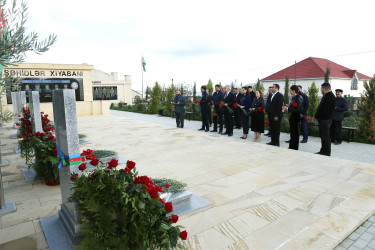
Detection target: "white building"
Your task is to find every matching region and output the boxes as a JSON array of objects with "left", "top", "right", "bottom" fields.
[{"left": 260, "top": 57, "right": 372, "bottom": 97}]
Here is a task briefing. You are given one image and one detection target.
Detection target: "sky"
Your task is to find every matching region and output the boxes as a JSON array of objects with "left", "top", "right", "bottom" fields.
[{"left": 17, "top": 0, "right": 375, "bottom": 91}]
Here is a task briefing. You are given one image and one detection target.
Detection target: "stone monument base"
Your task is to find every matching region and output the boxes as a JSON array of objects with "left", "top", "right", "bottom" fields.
[
  {"left": 21, "top": 168, "right": 37, "bottom": 182},
  {"left": 0, "top": 161, "right": 10, "bottom": 167},
  {"left": 0, "top": 202, "right": 17, "bottom": 216},
  {"left": 40, "top": 214, "right": 76, "bottom": 250},
  {"left": 58, "top": 203, "right": 83, "bottom": 245}
]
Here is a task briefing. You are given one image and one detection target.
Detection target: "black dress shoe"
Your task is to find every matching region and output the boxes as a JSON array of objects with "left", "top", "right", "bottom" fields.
[
  {"left": 198, "top": 128, "right": 205, "bottom": 131},
  {"left": 222, "top": 131, "right": 229, "bottom": 135},
  {"left": 241, "top": 136, "right": 247, "bottom": 139},
  {"left": 218, "top": 131, "right": 223, "bottom": 134},
  {"left": 265, "top": 133, "right": 271, "bottom": 136},
  {"left": 285, "top": 140, "right": 290, "bottom": 143},
  {"left": 228, "top": 133, "right": 233, "bottom": 136},
  {"left": 210, "top": 130, "right": 218, "bottom": 132},
  {"left": 267, "top": 134, "right": 272, "bottom": 137},
  {"left": 334, "top": 142, "right": 341, "bottom": 145},
  {"left": 315, "top": 152, "right": 322, "bottom": 155},
  {"left": 266, "top": 142, "right": 274, "bottom": 145},
  {"left": 205, "top": 129, "right": 209, "bottom": 132},
  {"left": 300, "top": 140, "right": 307, "bottom": 143}
]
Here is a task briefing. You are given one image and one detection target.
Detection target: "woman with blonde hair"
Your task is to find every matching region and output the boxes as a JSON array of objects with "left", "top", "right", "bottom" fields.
[{"left": 250, "top": 90, "right": 265, "bottom": 142}]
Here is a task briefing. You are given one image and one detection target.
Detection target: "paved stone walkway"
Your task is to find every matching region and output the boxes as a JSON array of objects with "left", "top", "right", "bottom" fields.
[{"left": 111, "top": 110, "right": 375, "bottom": 249}]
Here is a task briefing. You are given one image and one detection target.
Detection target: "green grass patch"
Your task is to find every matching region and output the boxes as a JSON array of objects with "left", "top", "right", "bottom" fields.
[
  {"left": 92, "top": 149, "right": 117, "bottom": 158},
  {"left": 152, "top": 178, "right": 187, "bottom": 193}
]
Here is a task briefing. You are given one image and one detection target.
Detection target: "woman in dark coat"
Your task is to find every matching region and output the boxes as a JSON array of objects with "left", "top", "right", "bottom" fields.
[
  {"left": 239, "top": 87, "right": 252, "bottom": 139},
  {"left": 283, "top": 85, "right": 304, "bottom": 150},
  {"left": 250, "top": 90, "right": 265, "bottom": 142}
]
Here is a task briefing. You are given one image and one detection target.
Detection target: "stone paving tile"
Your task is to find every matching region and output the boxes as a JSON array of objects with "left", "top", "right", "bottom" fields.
[
  {"left": 353, "top": 238, "right": 369, "bottom": 249},
  {"left": 340, "top": 238, "right": 354, "bottom": 248},
  {"left": 361, "top": 232, "right": 375, "bottom": 242},
  {"left": 368, "top": 239, "right": 375, "bottom": 249}
]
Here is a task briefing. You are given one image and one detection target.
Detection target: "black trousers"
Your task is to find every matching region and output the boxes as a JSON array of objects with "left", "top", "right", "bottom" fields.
[
  {"left": 175, "top": 112, "right": 184, "bottom": 128},
  {"left": 234, "top": 108, "right": 242, "bottom": 128},
  {"left": 319, "top": 119, "right": 332, "bottom": 156},
  {"left": 241, "top": 112, "right": 249, "bottom": 134},
  {"left": 213, "top": 106, "right": 223, "bottom": 132},
  {"left": 200, "top": 105, "right": 209, "bottom": 130},
  {"left": 208, "top": 107, "right": 212, "bottom": 125},
  {"left": 267, "top": 113, "right": 273, "bottom": 135},
  {"left": 330, "top": 120, "right": 342, "bottom": 143},
  {"left": 289, "top": 116, "right": 300, "bottom": 150},
  {"left": 223, "top": 108, "right": 233, "bottom": 133},
  {"left": 270, "top": 118, "right": 281, "bottom": 146}
]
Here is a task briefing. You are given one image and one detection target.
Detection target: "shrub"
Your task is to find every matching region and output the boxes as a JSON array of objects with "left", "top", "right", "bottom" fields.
[{"left": 358, "top": 78, "right": 375, "bottom": 143}]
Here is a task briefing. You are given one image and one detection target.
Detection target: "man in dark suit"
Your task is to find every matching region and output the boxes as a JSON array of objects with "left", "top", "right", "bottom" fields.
[
  {"left": 267, "top": 84, "right": 284, "bottom": 146},
  {"left": 222, "top": 85, "right": 236, "bottom": 136},
  {"left": 233, "top": 87, "right": 243, "bottom": 129},
  {"left": 265, "top": 86, "right": 273, "bottom": 137},
  {"left": 172, "top": 90, "right": 186, "bottom": 128},
  {"left": 314, "top": 82, "right": 336, "bottom": 156},
  {"left": 211, "top": 84, "right": 224, "bottom": 133},
  {"left": 330, "top": 89, "right": 348, "bottom": 145},
  {"left": 198, "top": 85, "right": 210, "bottom": 132},
  {"left": 298, "top": 85, "right": 309, "bottom": 143}
]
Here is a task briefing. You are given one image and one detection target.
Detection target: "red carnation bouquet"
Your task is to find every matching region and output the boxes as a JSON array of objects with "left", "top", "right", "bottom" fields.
[
  {"left": 233, "top": 103, "right": 238, "bottom": 108},
  {"left": 69, "top": 150, "right": 188, "bottom": 249},
  {"left": 219, "top": 101, "right": 224, "bottom": 109},
  {"left": 195, "top": 100, "right": 200, "bottom": 104},
  {"left": 258, "top": 106, "right": 264, "bottom": 112},
  {"left": 292, "top": 101, "right": 298, "bottom": 108}
]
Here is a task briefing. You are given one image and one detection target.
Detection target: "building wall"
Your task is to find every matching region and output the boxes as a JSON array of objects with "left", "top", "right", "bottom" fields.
[
  {"left": 261, "top": 77, "right": 367, "bottom": 98},
  {"left": 1, "top": 63, "right": 133, "bottom": 116}
]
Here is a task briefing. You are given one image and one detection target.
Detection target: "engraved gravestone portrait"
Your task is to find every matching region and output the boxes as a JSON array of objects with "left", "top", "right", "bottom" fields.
[
  {"left": 93, "top": 86, "right": 117, "bottom": 100},
  {"left": 6, "top": 78, "right": 84, "bottom": 103}
]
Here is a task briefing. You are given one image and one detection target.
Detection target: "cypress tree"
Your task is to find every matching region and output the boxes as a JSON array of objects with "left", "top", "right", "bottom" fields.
[
  {"left": 308, "top": 81, "right": 319, "bottom": 117},
  {"left": 284, "top": 75, "right": 290, "bottom": 105},
  {"left": 207, "top": 79, "right": 213, "bottom": 95},
  {"left": 149, "top": 82, "right": 162, "bottom": 114},
  {"left": 325, "top": 66, "right": 331, "bottom": 83},
  {"left": 358, "top": 77, "right": 375, "bottom": 143}
]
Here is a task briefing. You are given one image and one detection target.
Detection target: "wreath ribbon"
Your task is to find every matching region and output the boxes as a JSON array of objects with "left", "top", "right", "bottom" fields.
[{"left": 56, "top": 145, "right": 81, "bottom": 169}]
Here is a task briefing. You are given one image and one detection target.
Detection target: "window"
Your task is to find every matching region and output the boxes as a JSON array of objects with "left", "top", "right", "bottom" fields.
[{"left": 351, "top": 76, "right": 358, "bottom": 90}]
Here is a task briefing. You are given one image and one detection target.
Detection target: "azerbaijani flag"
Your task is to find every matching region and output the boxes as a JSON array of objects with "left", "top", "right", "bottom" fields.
[{"left": 142, "top": 56, "right": 146, "bottom": 72}]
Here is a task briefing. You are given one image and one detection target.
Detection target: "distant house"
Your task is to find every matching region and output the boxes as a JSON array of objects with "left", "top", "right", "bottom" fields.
[
  {"left": 260, "top": 57, "right": 371, "bottom": 97},
  {"left": 132, "top": 90, "right": 142, "bottom": 103}
]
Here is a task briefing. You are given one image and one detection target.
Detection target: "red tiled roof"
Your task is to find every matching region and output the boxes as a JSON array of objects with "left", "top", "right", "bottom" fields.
[{"left": 261, "top": 57, "right": 371, "bottom": 81}]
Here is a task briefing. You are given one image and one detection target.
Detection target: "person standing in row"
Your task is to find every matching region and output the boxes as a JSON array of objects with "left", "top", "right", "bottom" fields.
[
  {"left": 314, "top": 82, "right": 336, "bottom": 156},
  {"left": 283, "top": 85, "right": 304, "bottom": 150},
  {"left": 298, "top": 85, "right": 309, "bottom": 143},
  {"left": 207, "top": 94, "right": 213, "bottom": 128},
  {"left": 172, "top": 90, "right": 186, "bottom": 128},
  {"left": 211, "top": 84, "right": 224, "bottom": 133},
  {"left": 222, "top": 85, "right": 235, "bottom": 136},
  {"left": 233, "top": 87, "right": 243, "bottom": 129},
  {"left": 330, "top": 89, "right": 348, "bottom": 145},
  {"left": 265, "top": 86, "right": 273, "bottom": 137},
  {"left": 267, "top": 84, "right": 284, "bottom": 146},
  {"left": 250, "top": 90, "right": 265, "bottom": 142},
  {"left": 248, "top": 86, "right": 256, "bottom": 102},
  {"left": 198, "top": 85, "right": 210, "bottom": 132},
  {"left": 239, "top": 87, "right": 252, "bottom": 139}
]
